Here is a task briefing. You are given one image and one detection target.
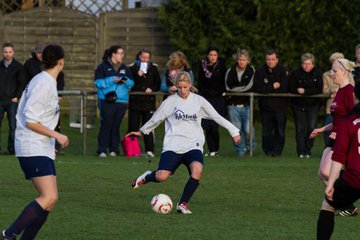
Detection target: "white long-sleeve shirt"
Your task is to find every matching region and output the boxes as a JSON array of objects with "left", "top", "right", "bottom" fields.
[
  {"left": 140, "top": 92, "right": 239, "bottom": 154},
  {"left": 15, "top": 71, "right": 59, "bottom": 159}
]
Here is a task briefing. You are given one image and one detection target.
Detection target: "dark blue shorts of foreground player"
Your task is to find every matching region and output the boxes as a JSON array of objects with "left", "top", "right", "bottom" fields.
[
  {"left": 158, "top": 149, "right": 204, "bottom": 174},
  {"left": 18, "top": 156, "right": 56, "bottom": 180},
  {"left": 326, "top": 174, "right": 360, "bottom": 210}
]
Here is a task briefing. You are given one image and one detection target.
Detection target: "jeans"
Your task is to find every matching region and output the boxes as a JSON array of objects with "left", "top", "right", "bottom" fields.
[
  {"left": 227, "top": 105, "right": 256, "bottom": 154},
  {"left": 0, "top": 101, "right": 18, "bottom": 153},
  {"left": 260, "top": 110, "right": 287, "bottom": 156},
  {"left": 292, "top": 105, "right": 319, "bottom": 156},
  {"left": 97, "top": 100, "right": 127, "bottom": 154}
]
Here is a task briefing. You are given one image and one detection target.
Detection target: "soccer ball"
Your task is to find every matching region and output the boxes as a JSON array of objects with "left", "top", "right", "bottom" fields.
[{"left": 151, "top": 193, "right": 173, "bottom": 214}]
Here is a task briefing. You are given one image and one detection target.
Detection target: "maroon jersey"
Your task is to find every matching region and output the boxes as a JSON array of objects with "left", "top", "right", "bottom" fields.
[
  {"left": 330, "top": 84, "right": 354, "bottom": 134},
  {"left": 332, "top": 114, "right": 360, "bottom": 190}
]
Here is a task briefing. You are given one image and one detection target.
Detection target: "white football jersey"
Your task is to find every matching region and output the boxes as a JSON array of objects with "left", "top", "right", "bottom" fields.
[
  {"left": 15, "top": 71, "right": 59, "bottom": 159},
  {"left": 140, "top": 92, "right": 239, "bottom": 154}
]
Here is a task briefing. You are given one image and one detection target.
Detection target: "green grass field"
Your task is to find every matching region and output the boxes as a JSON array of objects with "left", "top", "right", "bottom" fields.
[{"left": 1, "top": 117, "right": 359, "bottom": 239}]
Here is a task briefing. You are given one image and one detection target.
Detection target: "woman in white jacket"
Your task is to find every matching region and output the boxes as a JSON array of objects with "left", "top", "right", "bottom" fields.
[{"left": 128, "top": 71, "right": 240, "bottom": 214}]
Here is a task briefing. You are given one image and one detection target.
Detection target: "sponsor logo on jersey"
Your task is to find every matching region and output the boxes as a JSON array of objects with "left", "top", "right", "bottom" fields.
[{"left": 174, "top": 109, "right": 197, "bottom": 121}]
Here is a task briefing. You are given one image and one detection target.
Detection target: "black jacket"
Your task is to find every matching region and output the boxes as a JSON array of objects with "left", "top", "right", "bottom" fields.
[
  {"left": 225, "top": 64, "right": 255, "bottom": 105},
  {"left": 0, "top": 59, "right": 26, "bottom": 101},
  {"left": 129, "top": 61, "right": 161, "bottom": 111},
  {"left": 254, "top": 63, "right": 289, "bottom": 112},
  {"left": 289, "top": 67, "right": 323, "bottom": 108},
  {"left": 197, "top": 58, "right": 227, "bottom": 98},
  {"left": 24, "top": 53, "right": 65, "bottom": 91},
  {"left": 354, "top": 66, "right": 360, "bottom": 83}
]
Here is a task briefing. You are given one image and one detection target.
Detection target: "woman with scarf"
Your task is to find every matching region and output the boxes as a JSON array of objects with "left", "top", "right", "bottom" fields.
[
  {"left": 197, "top": 47, "right": 227, "bottom": 157},
  {"left": 128, "top": 49, "right": 161, "bottom": 157}
]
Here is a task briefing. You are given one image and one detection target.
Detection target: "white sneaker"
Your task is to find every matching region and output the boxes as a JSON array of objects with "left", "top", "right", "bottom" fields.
[
  {"left": 109, "top": 152, "right": 117, "bottom": 157},
  {"left": 146, "top": 151, "right": 155, "bottom": 157},
  {"left": 1, "top": 230, "right": 16, "bottom": 240},
  {"left": 205, "top": 151, "right": 219, "bottom": 157},
  {"left": 98, "top": 152, "right": 107, "bottom": 157},
  {"left": 131, "top": 170, "right": 152, "bottom": 189},
  {"left": 176, "top": 202, "right": 192, "bottom": 214}
]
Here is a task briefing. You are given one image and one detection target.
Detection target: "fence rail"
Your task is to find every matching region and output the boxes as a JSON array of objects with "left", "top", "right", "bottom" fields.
[{"left": 59, "top": 90, "right": 330, "bottom": 156}]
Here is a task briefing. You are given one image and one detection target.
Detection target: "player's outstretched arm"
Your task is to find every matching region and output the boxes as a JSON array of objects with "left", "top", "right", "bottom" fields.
[{"left": 233, "top": 135, "right": 241, "bottom": 145}]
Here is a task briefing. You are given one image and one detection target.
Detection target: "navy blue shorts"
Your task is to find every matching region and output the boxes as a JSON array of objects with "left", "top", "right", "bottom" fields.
[
  {"left": 158, "top": 149, "right": 203, "bottom": 174},
  {"left": 18, "top": 156, "right": 56, "bottom": 180}
]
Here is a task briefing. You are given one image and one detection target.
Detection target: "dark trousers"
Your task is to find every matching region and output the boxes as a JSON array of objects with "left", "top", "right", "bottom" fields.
[
  {"left": 202, "top": 119, "right": 220, "bottom": 152},
  {"left": 292, "top": 105, "right": 319, "bottom": 156},
  {"left": 201, "top": 96, "right": 226, "bottom": 152},
  {"left": 260, "top": 110, "right": 287, "bottom": 156},
  {"left": 128, "top": 109, "right": 154, "bottom": 152},
  {"left": 323, "top": 114, "right": 332, "bottom": 147},
  {"left": 97, "top": 100, "right": 127, "bottom": 154},
  {"left": 0, "top": 101, "right": 17, "bottom": 153}
]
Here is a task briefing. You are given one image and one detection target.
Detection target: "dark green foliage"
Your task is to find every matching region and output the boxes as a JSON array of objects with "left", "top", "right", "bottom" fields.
[{"left": 157, "top": 0, "right": 360, "bottom": 71}]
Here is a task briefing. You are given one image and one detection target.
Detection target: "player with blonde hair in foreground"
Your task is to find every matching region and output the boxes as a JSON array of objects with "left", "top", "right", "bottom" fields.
[{"left": 129, "top": 71, "right": 240, "bottom": 214}]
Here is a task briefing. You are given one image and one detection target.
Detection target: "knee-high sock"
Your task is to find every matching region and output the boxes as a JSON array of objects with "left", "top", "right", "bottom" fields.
[
  {"left": 317, "top": 210, "right": 334, "bottom": 240},
  {"left": 21, "top": 209, "right": 49, "bottom": 240},
  {"left": 180, "top": 177, "right": 200, "bottom": 203},
  {"left": 145, "top": 171, "right": 159, "bottom": 183},
  {"left": 5, "top": 200, "right": 48, "bottom": 237}
]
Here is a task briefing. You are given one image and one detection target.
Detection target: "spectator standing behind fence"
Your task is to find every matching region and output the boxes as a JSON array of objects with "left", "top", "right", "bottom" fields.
[
  {"left": 322, "top": 52, "right": 353, "bottom": 146},
  {"left": 197, "top": 47, "right": 227, "bottom": 157},
  {"left": 353, "top": 43, "right": 360, "bottom": 83},
  {"left": 254, "top": 50, "right": 289, "bottom": 157},
  {"left": 160, "top": 51, "right": 194, "bottom": 96},
  {"left": 225, "top": 49, "right": 256, "bottom": 157},
  {"left": 94, "top": 45, "right": 134, "bottom": 157},
  {"left": 128, "top": 49, "right": 161, "bottom": 157},
  {"left": 289, "top": 53, "right": 323, "bottom": 158},
  {"left": 23, "top": 42, "right": 65, "bottom": 155},
  {"left": 0, "top": 42, "right": 26, "bottom": 155}
]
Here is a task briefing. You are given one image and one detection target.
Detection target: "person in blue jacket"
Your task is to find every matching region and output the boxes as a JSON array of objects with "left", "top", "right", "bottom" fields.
[{"left": 94, "top": 45, "right": 134, "bottom": 157}]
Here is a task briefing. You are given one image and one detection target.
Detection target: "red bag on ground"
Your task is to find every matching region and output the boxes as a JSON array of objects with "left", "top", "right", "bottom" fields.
[{"left": 121, "top": 136, "right": 141, "bottom": 157}]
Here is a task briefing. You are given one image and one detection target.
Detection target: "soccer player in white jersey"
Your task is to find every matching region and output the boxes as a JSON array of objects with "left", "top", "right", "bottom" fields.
[
  {"left": 1, "top": 45, "right": 69, "bottom": 240},
  {"left": 129, "top": 71, "right": 240, "bottom": 214}
]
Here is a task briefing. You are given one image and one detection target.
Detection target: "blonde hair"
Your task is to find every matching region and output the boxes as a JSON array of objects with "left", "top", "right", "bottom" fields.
[
  {"left": 329, "top": 52, "right": 344, "bottom": 63},
  {"left": 336, "top": 58, "right": 356, "bottom": 72},
  {"left": 166, "top": 51, "right": 190, "bottom": 70},
  {"left": 174, "top": 71, "right": 198, "bottom": 93}
]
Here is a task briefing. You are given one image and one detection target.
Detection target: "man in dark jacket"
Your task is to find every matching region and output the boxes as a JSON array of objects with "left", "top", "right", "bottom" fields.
[
  {"left": 128, "top": 49, "right": 161, "bottom": 157},
  {"left": 254, "top": 50, "right": 289, "bottom": 157},
  {"left": 0, "top": 42, "right": 26, "bottom": 154}
]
